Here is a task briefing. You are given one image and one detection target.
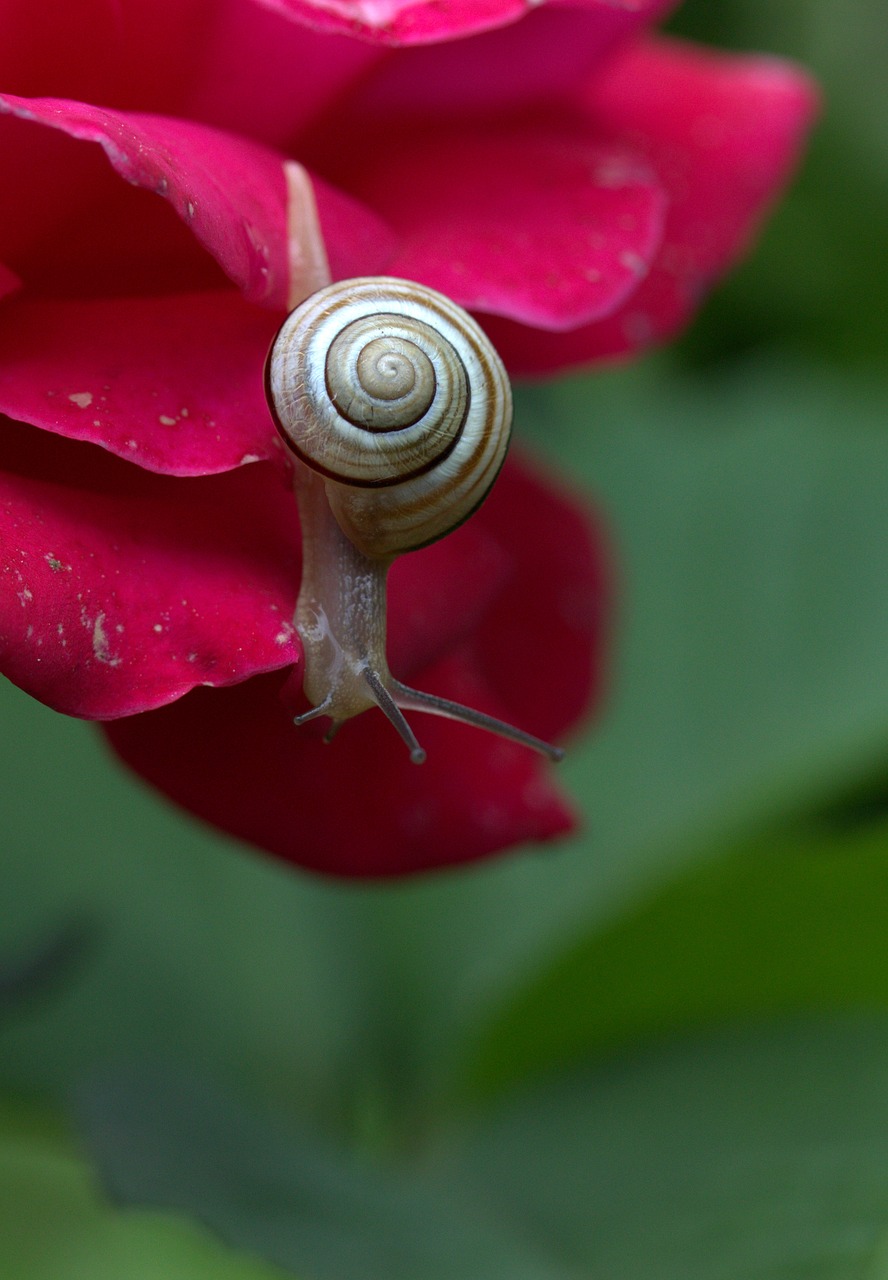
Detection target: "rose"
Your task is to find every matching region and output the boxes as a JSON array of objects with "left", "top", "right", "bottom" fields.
[{"left": 0, "top": 0, "right": 815, "bottom": 876}]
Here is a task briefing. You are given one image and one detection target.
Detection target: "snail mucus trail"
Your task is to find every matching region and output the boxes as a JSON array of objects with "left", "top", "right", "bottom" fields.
[{"left": 264, "top": 276, "right": 564, "bottom": 765}]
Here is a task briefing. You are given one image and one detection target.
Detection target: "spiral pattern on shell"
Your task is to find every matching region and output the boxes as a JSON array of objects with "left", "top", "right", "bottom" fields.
[{"left": 266, "top": 276, "right": 513, "bottom": 559}]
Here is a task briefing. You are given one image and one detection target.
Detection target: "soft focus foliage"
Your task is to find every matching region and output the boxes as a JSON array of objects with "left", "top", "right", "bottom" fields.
[
  {"left": 6, "top": 1, "right": 888, "bottom": 1278},
  {"left": 0, "top": 1101, "right": 290, "bottom": 1280}
]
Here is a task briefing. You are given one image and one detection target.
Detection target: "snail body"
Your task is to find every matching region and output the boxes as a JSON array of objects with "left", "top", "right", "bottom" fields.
[{"left": 265, "top": 276, "right": 563, "bottom": 764}]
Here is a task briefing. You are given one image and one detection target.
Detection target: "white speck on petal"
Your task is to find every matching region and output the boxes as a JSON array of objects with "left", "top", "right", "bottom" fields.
[
  {"left": 620, "top": 250, "right": 647, "bottom": 276},
  {"left": 68, "top": 392, "right": 93, "bottom": 408},
  {"left": 92, "top": 612, "right": 121, "bottom": 666},
  {"left": 594, "top": 158, "right": 636, "bottom": 189},
  {"left": 159, "top": 414, "right": 177, "bottom": 426}
]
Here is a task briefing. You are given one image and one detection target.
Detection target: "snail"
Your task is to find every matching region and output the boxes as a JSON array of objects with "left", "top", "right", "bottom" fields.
[{"left": 265, "top": 276, "right": 563, "bottom": 765}]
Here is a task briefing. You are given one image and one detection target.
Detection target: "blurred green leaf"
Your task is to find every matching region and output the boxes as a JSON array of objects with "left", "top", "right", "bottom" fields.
[
  {"left": 0, "top": 918, "right": 96, "bottom": 1024},
  {"left": 498, "top": 361, "right": 888, "bottom": 934},
  {"left": 76, "top": 1065, "right": 560, "bottom": 1280},
  {"left": 466, "top": 814, "right": 888, "bottom": 1098},
  {"left": 0, "top": 682, "right": 389, "bottom": 1134},
  {"left": 75, "top": 1024, "right": 888, "bottom": 1280},
  {"left": 0, "top": 1098, "right": 290, "bottom": 1280},
  {"left": 439, "top": 1018, "right": 888, "bottom": 1280}
]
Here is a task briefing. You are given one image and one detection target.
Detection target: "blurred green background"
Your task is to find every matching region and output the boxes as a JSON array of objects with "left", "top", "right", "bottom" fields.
[{"left": 6, "top": 2, "right": 888, "bottom": 1277}]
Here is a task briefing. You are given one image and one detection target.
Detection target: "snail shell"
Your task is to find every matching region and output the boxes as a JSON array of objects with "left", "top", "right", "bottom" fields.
[{"left": 265, "top": 276, "right": 512, "bottom": 560}]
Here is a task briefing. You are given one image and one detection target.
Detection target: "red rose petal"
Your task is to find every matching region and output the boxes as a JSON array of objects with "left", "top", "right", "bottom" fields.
[
  {"left": 0, "top": 0, "right": 208, "bottom": 115},
  {"left": 252, "top": 0, "right": 673, "bottom": 47},
  {"left": 102, "top": 662, "right": 576, "bottom": 878},
  {"left": 0, "top": 0, "right": 383, "bottom": 150},
  {"left": 254, "top": 0, "right": 537, "bottom": 45},
  {"left": 586, "top": 37, "right": 821, "bottom": 278},
  {"left": 0, "top": 437, "right": 301, "bottom": 718},
  {"left": 387, "top": 525, "right": 512, "bottom": 679},
  {"left": 0, "top": 417, "right": 522, "bottom": 720},
  {"left": 482, "top": 38, "right": 820, "bottom": 371},
  {"left": 0, "top": 261, "right": 20, "bottom": 301},
  {"left": 0, "top": 292, "right": 282, "bottom": 476},
  {"left": 470, "top": 450, "right": 611, "bottom": 741},
  {"left": 330, "top": 122, "right": 666, "bottom": 330},
  {"left": 331, "top": 0, "right": 676, "bottom": 115},
  {"left": 0, "top": 91, "right": 396, "bottom": 312},
  {"left": 183, "top": 1, "right": 384, "bottom": 147},
  {"left": 0, "top": 109, "right": 130, "bottom": 291},
  {"left": 0, "top": 93, "right": 296, "bottom": 307},
  {"left": 0, "top": 98, "right": 392, "bottom": 307}
]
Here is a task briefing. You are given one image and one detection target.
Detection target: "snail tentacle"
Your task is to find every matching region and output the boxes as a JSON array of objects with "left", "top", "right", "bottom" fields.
[
  {"left": 265, "top": 276, "right": 565, "bottom": 764},
  {"left": 362, "top": 669, "right": 426, "bottom": 765},
  {"left": 390, "top": 682, "right": 565, "bottom": 763}
]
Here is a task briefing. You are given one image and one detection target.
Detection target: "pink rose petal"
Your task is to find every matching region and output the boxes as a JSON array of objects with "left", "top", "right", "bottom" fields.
[
  {"left": 387, "top": 524, "right": 511, "bottom": 678},
  {"left": 0, "top": 109, "right": 126, "bottom": 289},
  {"left": 103, "top": 663, "right": 575, "bottom": 878},
  {"left": 0, "top": 261, "right": 20, "bottom": 301},
  {"left": 254, "top": 0, "right": 537, "bottom": 45},
  {"left": 0, "top": 92, "right": 394, "bottom": 311},
  {"left": 470, "top": 450, "right": 610, "bottom": 741},
  {"left": 0, "top": 416, "right": 523, "bottom": 720},
  {"left": 252, "top": 0, "right": 673, "bottom": 47},
  {"left": 0, "top": 0, "right": 209, "bottom": 116},
  {"left": 583, "top": 37, "right": 821, "bottom": 337},
  {"left": 331, "top": 0, "right": 676, "bottom": 115},
  {"left": 327, "top": 122, "right": 666, "bottom": 329},
  {"left": 0, "top": 0, "right": 382, "bottom": 148},
  {"left": 482, "top": 38, "right": 820, "bottom": 371},
  {"left": 0, "top": 435, "right": 301, "bottom": 718},
  {"left": 0, "top": 292, "right": 282, "bottom": 476},
  {"left": 0, "top": 93, "right": 293, "bottom": 307},
  {"left": 183, "top": 1, "right": 384, "bottom": 147}
]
